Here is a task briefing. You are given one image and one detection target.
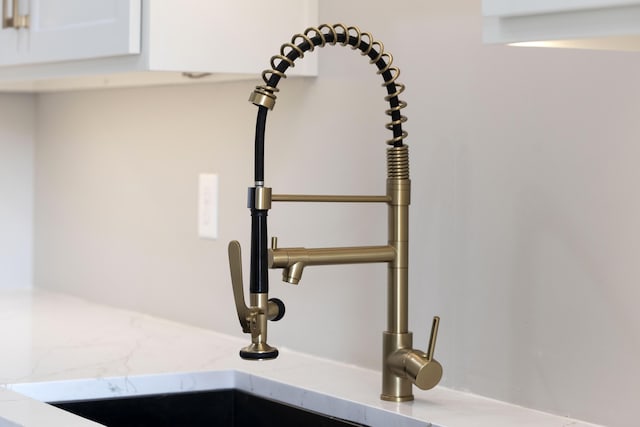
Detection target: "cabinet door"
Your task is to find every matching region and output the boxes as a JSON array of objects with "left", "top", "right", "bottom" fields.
[
  {"left": 484, "top": 0, "right": 640, "bottom": 16},
  {"left": 0, "top": 0, "right": 141, "bottom": 67},
  {"left": 0, "top": 27, "right": 19, "bottom": 66}
]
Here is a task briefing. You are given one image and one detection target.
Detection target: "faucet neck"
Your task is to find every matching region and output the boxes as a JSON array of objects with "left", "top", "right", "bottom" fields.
[
  {"left": 253, "top": 106, "right": 268, "bottom": 185},
  {"left": 386, "top": 145, "right": 411, "bottom": 334},
  {"left": 249, "top": 24, "right": 409, "bottom": 174}
]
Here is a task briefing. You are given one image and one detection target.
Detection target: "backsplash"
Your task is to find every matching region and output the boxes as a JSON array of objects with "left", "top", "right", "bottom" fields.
[{"left": 0, "top": 94, "right": 34, "bottom": 289}]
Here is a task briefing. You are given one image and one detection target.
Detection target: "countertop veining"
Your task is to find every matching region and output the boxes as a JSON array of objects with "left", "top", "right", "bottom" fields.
[{"left": 0, "top": 289, "right": 600, "bottom": 427}]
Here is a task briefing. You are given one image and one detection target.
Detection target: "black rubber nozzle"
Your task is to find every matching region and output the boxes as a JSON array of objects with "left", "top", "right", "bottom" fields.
[
  {"left": 268, "top": 298, "right": 286, "bottom": 322},
  {"left": 239, "top": 348, "right": 279, "bottom": 360}
]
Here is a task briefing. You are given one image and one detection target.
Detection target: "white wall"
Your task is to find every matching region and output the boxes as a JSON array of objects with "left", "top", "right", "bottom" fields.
[
  {"left": 0, "top": 94, "right": 34, "bottom": 289},
  {"left": 32, "top": 1, "right": 640, "bottom": 426}
]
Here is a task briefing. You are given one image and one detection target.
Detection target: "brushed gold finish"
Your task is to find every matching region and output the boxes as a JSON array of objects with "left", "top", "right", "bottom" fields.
[
  {"left": 13, "top": 0, "right": 27, "bottom": 28},
  {"left": 269, "top": 245, "right": 396, "bottom": 266},
  {"left": 251, "top": 24, "right": 408, "bottom": 146},
  {"left": 233, "top": 24, "right": 442, "bottom": 399},
  {"left": 268, "top": 146, "right": 442, "bottom": 400},
  {"left": 381, "top": 331, "right": 414, "bottom": 401},
  {"left": 251, "top": 186, "right": 272, "bottom": 210},
  {"left": 239, "top": 293, "right": 278, "bottom": 359},
  {"left": 269, "top": 245, "right": 396, "bottom": 284},
  {"left": 229, "top": 241, "right": 281, "bottom": 359},
  {"left": 272, "top": 194, "right": 390, "bottom": 203},
  {"left": 2, "top": 0, "right": 28, "bottom": 29},
  {"left": 249, "top": 88, "right": 276, "bottom": 110},
  {"left": 426, "top": 316, "right": 440, "bottom": 361},
  {"left": 229, "top": 240, "right": 251, "bottom": 333},
  {"left": 381, "top": 316, "right": 442, "bottom": 400},
  {"left": 2, "top": 0, "right": 10, "bottom": 29},
  {"left": 406, "top": 351, "right": 443, "bottom": 391}
]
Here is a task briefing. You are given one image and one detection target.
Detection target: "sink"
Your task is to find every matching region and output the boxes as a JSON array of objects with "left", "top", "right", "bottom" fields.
[
  {"left": 50, "top": 389, "right": 368, "bottom": 427},
  {"left": 8, "top": 371, "right": 428, "bottom": 427}
]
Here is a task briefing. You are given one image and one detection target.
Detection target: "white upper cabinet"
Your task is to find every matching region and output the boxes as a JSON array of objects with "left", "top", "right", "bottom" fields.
[
  {"left": 0, "top": 0, "right": 140, "bottom": 67},
  {"left": 483, "top": 0, "right": 640, "bottom": 50},
  {"left": 0, "top": 1, "right": 22, "bottom": 64},
  {"left": 483, "top": 0, "right": 640, "bottom": 16},
  {"left": 0, "top": 0, "right": 318, "bottom": 91}
]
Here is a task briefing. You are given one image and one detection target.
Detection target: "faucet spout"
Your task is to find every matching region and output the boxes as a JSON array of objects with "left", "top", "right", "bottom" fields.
[{"left": 269, "top": 245, "right": 396, "bottom": 284}]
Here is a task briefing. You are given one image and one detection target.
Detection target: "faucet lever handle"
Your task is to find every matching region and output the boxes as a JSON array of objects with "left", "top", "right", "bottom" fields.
[
  {"left": 426, "top": 316, "right": 440, "bottom": 361},
  {"left": 228, "top": 240, "right": 251, "bottom": 333}
]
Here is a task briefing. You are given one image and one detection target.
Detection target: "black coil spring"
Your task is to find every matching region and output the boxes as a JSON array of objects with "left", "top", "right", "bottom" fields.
[{"left": 254, "top": 23, "right": 408, "bottom": 147}]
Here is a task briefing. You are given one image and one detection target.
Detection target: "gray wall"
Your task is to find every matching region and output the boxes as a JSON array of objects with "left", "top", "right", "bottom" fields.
[
  {"left": 31, "top": 1, "right": 640, "bottom": 426},
  {"left": 0, "top": 94, "right": 34, "bottom": 289}
]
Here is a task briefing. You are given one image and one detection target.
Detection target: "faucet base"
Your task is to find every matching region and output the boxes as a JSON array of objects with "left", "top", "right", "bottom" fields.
[
  {"left": 381, "top": 331, "right": 414, "bottom": 401},
  {"left": 381, "top": 329, "right": 443, "bottom": 401},
  {"left": 380, "top": 393, "right": 414, "bottom": 402}
]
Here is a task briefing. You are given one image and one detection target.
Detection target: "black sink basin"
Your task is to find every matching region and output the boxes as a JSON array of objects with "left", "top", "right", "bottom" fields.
[{"left": 50, "top": 389, "right": 369, "bottom": 427}]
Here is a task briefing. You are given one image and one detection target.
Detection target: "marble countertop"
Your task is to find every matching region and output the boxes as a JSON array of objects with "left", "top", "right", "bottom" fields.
[{"left": 0, "top": 289, "right": 600, "bottom": 427}]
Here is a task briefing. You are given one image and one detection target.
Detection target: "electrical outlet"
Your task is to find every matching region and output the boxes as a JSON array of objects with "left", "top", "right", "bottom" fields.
[{"left": 198, "top": 174, "right": 218, "bottom": 239}]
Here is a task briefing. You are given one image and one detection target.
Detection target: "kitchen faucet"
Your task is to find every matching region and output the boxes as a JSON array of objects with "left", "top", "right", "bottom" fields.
[{"left": 228, "top": 23, "right": 442, "bottom": 401}]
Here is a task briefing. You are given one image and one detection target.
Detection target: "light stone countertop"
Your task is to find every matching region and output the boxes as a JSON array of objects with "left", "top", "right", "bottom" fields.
[{"left": 0, "top": 289, "right": 601, "bottom": 427}]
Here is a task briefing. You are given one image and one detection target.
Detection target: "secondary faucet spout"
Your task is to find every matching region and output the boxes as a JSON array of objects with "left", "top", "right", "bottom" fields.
[
  {"left": 269, "top": 243, "right": 396, "bottom": 284},
  {"left": 228, "top": 23, "right": 443, "bottom": 401}
]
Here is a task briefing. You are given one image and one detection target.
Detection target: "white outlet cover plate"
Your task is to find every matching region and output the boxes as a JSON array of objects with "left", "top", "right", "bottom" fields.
[{"left": 198, "top": 174, "right": 218, "bottom": 239}]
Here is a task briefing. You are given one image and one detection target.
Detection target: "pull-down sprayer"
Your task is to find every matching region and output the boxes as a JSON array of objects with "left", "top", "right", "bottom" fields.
[{"left": 228, "top": 23, "right": 442, "bottom": 402}]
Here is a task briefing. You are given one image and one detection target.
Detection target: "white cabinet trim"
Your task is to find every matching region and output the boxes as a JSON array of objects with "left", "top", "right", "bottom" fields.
[{"left": 483, "top": 0, "right": 640, "bottom": 51}]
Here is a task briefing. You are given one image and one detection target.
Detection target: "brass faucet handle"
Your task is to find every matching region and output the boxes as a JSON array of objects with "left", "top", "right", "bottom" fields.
[
  {"left": 228, "top": 240, "right": 251, "bottom": 333},
  {"left": 411, "top": 316, "right": 442, "bottom": 390},
  {"left": 229, "top": 240, "right": 286, "bottom": 333},
  {"left": 397, "top": 316, "right": 443, "bottom": 391},
  {"left": 426, "top": 316, "right": 440, "bottom": 361},
  {"left": 407, "top": 353, "right": 443, "bottom": 391}
]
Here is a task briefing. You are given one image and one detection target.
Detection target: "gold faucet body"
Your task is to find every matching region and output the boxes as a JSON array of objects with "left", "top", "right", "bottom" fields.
[
  {"left": 229, "top": 23, "right": 442, "bottom": 401},
  {"left": 266, "top": 145, "right": 441, "bottom": 401}
]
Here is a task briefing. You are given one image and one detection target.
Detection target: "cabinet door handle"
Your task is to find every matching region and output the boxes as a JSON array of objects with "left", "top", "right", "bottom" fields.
[
  {"left": 11, "top": 0, "right": 28, "bottom": 28},
  {"left": 2, "top": 0, "right": 10, "bottom": 29},
  {"left": 2, "top": 0, "right": 29, "bottom": 29}
]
